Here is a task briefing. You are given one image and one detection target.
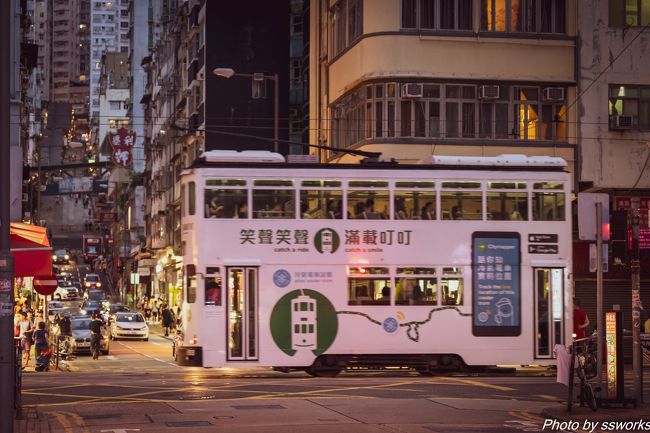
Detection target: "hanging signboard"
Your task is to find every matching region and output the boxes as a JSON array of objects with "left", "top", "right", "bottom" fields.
[{"left": 109, "top": 127, "right": 136, "bottom": 167}]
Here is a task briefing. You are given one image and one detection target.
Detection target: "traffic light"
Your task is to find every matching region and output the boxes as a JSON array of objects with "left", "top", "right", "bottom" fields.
[{"left": 611, "top": 209, "right": 628, "bottom": 264}]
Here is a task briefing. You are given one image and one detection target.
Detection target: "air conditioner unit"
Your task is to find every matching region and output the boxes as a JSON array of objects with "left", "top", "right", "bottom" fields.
[
  {"left": 401, "top": 83, "right": 423, "bottom": 98},
  {"left": 543, "top": 87, "right": 565, "bottom": 102},
  {"left": 609, "top": 115, "right": 637, "bottom": 130},
  {"left": 478, "top": 85, "right": 500, "bottom": 100}
]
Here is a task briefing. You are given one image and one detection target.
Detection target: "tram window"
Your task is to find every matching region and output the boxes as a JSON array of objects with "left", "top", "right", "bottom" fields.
[
  {"left": 441, "top": 181, "right": 481, "bottom": 189},
  {"left": 394, "top": 191, "right": 436, "bottom": 220},
  {"left": 253, "top": 189, "right": 296, "bottom": 219},
  {"left": 300, "top": 190, "right": 343, "bottom": 219},
  {"left": 532, "top": 192, "right": 565, "bottom": 221},
  {"left": 348, "top": 278, "right": 391, "bottom": 305},
  {"left": 441, "top": 268, "right": 463, "bottom": 306},
  {"left": 204, "top": 189, "right": 248, "bottom": 218},
  {"left": 347, "top": 191, "right": 390, "bottom": 219},
  {"left": 440, "top": 192, "right": 482, "bottom": 220},
  {"left": 302, "top": 180, "right": 342, "bottom": 187},
  {"left": 348, "top": 266, "right": 390, "bottom": 275},
  {"left": 188, "top": 182, "right": 195, "bottom": 215},
  {"left": 488, "top": 181, "right": 527, "bottom": 190},
  {"left": 187, "top": 269, "right": 196, "bottom": 304},
  {"left": 395, "top": 277, "right": 437, "bottom": 305},
  {"left": 487, "top": 192, "right": 528, "bottom": 220},
  {"left": 206, "top": 179, "right": 247, "bottom": 186},
  {"left": 533, "top": 181, "right": 563, "bottom": 190}
]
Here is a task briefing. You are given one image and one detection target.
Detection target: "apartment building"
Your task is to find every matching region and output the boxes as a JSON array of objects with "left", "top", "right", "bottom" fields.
[
  {"left": 310, "top": 0, "right": 576, "bottom": 171},
  {"left": 573, "top": 0, "right": 650, "bottom": 323},
  {"left": 89, "top": 0, "right": 129, "bottom": 122}
]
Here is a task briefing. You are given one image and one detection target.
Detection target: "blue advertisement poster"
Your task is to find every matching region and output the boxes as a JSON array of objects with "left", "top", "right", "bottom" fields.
[{"left": 472, "top": 233, "right": 521, "bottom": 336}]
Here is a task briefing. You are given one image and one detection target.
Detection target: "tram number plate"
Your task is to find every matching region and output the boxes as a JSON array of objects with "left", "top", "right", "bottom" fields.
[{"left": 187, "top": 349, "right": 195, "bottom": 356}]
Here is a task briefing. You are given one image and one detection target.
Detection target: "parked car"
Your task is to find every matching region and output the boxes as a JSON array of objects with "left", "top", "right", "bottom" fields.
[
  {"left": 47, "top": 301, "right": 66, "bottom": 319},
  {"left": 70, "top": 317, "right": 109, "bottom": 355},
  {"left": 53, "top": 286, "right": 80, "bottom": 301},
  {"left": 83, "top": 273, "right": 102, "bottom": 289},
  {"left": 52, "top": 249, "right": 71, "bottom": 264},
  {"left": 110, "top": 312, "right": 149, "bottom": 341}
]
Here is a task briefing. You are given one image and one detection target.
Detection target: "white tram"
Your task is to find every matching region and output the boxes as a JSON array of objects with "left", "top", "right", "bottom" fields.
[{"left": 175, "top": 151, "right": 572, "bottom": 375}]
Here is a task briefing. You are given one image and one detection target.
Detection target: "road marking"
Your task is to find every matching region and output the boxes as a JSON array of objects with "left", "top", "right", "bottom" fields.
[
  {"left": 118, "top": 342, "right": 179, "bottom": 367},
  {"left": 438, "top": 377, "right": 515, "bottom": 391}
]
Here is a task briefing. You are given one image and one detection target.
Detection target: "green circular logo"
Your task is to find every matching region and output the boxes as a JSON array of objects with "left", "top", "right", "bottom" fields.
[
  {"left": 269, "top": 289, "right": 338, "bottom": 357},
  {"left": 314, "top": 228, "right": 340, "bottom": 254}
]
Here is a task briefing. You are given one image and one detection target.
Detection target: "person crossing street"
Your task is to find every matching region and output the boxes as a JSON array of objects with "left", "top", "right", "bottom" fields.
[{"left": 89, "top": 313, "right": 103, "bottom": 360}]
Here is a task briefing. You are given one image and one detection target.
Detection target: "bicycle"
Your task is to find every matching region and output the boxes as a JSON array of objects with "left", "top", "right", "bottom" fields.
[{"left": 570, "top": 337, "right": 598, "bottom": 411}]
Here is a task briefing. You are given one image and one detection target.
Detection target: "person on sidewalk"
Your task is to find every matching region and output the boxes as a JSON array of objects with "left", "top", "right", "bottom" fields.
[
  {"left": 161, "top": 304, "right": 174, "bottom": 337},
  {"left": 89, "top": 313, "right": 103, "bottom": 360},
  {"left": 573, "top": 298, "right": 590, "bottom": 339},
  {"left": 33, "top": 321, "right": 49, "bottom": 357},
  {"left": 17, "top": 311, "right": 34, "bottom": 369}
]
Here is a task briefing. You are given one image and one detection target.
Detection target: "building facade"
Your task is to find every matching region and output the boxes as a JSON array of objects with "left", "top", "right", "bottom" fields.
[
  {"left": 310, "top": 0, "right": 577, "bottom": 171},
  {"left": 573, "top": 0, "right": 650, "bottom": 329}
]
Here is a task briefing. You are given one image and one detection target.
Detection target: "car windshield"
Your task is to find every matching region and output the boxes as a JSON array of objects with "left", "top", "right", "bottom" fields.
[
  {"left": 83, "top": 301, "right": 101, "bottom": 309},
  {"left": 116, "top": 313, "right": 144, "bottom": 323},
  {"left": 54, "top": 249, "right": 67, "bottom": 256},
  {"left": 48, "top": 302, "right": 64, "bottom": 309},
  {"left": 110, "top": 305, "right": 128, "bottom": 313},
  {"left": 71, "top": 319, "right": 90, "bottom": 330},
  {"left": 86, "top": 275, "right": 100, "bottom": 282}
]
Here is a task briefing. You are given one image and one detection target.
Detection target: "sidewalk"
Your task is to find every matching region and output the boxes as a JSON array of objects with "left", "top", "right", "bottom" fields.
[
  {"left": 147, "top": 321, "right": 173, "bottom": 341},
  {"left": 542, "top": 393, "right": 649, "bottom": 432}
]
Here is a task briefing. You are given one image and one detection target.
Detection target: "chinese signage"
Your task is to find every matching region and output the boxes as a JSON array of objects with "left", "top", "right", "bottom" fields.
[
  {"left": 606, "top": 311, "right": 618, "bottom": 399},
  {"left": 109, "top": 127, "right": 136, "bottom": 167},
  {"left": 239, "top": 228, "right": 412, "bottom": 254},
  {"left": 472, "top": 233, "right": 521, "bottom": 336}
]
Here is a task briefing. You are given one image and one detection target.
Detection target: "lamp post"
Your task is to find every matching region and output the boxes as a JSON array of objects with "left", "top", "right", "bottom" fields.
[{"left": 212, "top": 68, "right": 279, "bottom": 153}]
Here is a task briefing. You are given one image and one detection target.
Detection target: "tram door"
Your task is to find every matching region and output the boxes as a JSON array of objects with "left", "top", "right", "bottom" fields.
[
  {"left": 534, "top": 268, "right": 565, "bottom": 358},
  {"left": 226, "top": 267, "right": 259, "bottom": 361}
]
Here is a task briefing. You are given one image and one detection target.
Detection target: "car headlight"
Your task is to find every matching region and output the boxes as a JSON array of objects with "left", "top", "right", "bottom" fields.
[
  {"left": 85, "top": 282, "right": 90, "bottom": 287},
  {"left": 81, "top": 309, "right": 87, "bottom": 315},
  {"left": 64, "top": 255, "right": 69, "bottom": 260},
  {"left": 97, "top": 282, "right": 101, "bottom": 287},
  {"left": 52, "top": 255, "right": 57, "bottom": 260}
]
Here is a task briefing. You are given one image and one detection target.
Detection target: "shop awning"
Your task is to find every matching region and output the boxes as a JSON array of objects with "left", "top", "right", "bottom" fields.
[{"left": 9, "top": 222, "right": 53, "bottom": 277}]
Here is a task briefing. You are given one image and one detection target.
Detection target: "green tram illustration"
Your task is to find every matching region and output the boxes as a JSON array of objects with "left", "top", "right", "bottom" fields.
[{"left": 291, "top": 294, "right": 317, "bottom": 350}]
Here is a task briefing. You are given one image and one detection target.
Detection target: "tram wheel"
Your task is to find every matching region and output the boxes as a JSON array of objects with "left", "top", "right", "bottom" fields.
[{"left": 305, "top": 367, "right": 342, "bottom": 377}]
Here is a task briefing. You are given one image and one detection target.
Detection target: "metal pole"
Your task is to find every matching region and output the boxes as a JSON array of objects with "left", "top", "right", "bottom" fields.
[
  {"left": 0, "top": 0, "right": 17, "bottom": 430},
  {"left": 630, "top": 197, "right": 642, "bottom": 403},
  {"left": 273, "top": 74, "right": 279, "bottom": 154},
  {"left": 596, "top": 202, "right": 603, "bottom": 397}
]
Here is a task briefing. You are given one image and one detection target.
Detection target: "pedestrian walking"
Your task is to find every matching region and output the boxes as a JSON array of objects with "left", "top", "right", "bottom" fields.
[
  {"left": 573, "top": 297, "right": 590, "bottom": 340},
  {"left": 89, "top": 313, "right": 103, "bottom": 360},
  {"left": 152, "top": 297, "right": 160, "bottom": 323},
  {"left": 17, "top": 311, "right": 34, "bottom": 368},
  {"left": 161, "top": 305, "right": 174, "bottom": 337},
  {"left": 33, "top": 321, "right": 49, "bottom": 357}
]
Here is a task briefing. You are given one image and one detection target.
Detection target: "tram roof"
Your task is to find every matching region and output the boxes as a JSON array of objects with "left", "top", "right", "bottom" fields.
[{"left": 193, "top": 151, "right": 568, "bottom": 172}]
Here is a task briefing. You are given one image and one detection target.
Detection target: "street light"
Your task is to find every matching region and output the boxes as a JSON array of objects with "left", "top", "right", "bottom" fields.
[{"left": 212, "top": 67, "right": 279, "bottom": 153}]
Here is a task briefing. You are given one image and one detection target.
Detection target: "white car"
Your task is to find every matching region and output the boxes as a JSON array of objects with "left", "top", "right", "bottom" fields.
[
  {"left": 53, "top": 286, "right": 80, "bottom": 301},
  {"left": 110, "top": 312, "right": 149, "bottom": 341}
]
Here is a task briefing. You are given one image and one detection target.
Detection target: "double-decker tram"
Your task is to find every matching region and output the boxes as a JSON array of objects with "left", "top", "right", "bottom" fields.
[{"left": 176, "top": 150, "right": 572, "bottom": 376}]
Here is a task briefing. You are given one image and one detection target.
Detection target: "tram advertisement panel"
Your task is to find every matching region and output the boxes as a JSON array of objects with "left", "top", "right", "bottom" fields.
[{"left": 472, "top": 232, "right": 521, "bottom": 337}]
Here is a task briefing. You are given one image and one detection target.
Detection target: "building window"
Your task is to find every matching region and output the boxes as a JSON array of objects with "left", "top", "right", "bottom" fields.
[
  {"left": 109, "top": 101, "right": 122, "bottom": 110},
  {"left": 329, "top": 0, "right": 363, "bottom": 58},
  {"left": 609, "top": 84, "right": 650, "bottom": 131},
  {"left": 609, "top": 0, "right": 650, "bottom": 26},
  {"left": 481, "top": 0, "right": 566, "bottom": 33},
  {"left": 331, "top": 82, "right": 568, "bottom": 149},
  {"left": 402, "top": 0, "right": 473, "bottom": 30}
]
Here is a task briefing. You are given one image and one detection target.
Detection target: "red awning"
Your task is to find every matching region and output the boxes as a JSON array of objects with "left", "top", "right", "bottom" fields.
[{"left": 9, "top": 222, "right": 53, "bottom": 277}]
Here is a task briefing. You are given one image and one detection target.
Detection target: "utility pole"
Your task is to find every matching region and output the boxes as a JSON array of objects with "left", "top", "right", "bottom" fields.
[
  {"left": 630, "top": 197, "right": 642, "bottom": 403},
  {"left": 0, "top": 0, "right": 17, "bottom": 431},
  {"left": 595, "top": 202, "right": 604, "bottom": 397}
]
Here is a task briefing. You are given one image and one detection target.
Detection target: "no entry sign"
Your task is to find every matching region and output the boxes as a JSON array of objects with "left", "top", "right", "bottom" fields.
[{"left": 33, "top": 274, "right": 58, "bottom": 296}]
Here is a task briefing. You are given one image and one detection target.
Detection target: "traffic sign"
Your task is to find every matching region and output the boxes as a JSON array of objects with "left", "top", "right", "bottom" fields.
[{"left": 33, "top": 274, "right": 58, "bottom": 296}]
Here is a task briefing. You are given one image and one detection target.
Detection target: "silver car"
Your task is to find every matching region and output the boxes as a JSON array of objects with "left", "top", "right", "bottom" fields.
[{"left": 70, "top": 317, "right": 110, "bottom": 355}]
